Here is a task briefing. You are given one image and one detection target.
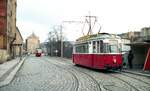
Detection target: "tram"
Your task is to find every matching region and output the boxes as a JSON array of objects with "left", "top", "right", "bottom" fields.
[
  {"left": 35, "top": 48, "right": 42, "bottom": 57},
  {"left": 72, "top": 33, "right": 123, "bottom": 70}
]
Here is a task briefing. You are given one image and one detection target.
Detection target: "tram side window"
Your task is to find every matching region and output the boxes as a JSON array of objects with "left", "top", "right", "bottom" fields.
[
  {"left": 100, "top": 40, "right": 103, "bottom": 53},
  {"left": 75, "top": 46, "right": 80, "bottom": 53},
  {"left": 99, "top": 41, "right": 109, "bottom": 53},
  {"left": 93, "top": 41, "right": 96, "bottom": 53},
  {"left": 97, "top": 41, "right": 100, "bottom": 53},
  {"left": 75, "top": 43, "right": 88, "bottom": 53},
  {"left": 103, "top": 43, "right": 109, "bottom": 53}
]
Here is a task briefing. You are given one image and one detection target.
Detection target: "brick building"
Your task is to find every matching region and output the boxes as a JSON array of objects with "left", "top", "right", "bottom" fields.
[{"left": 0, "top": 0, "right": 17, "bottom": 62}]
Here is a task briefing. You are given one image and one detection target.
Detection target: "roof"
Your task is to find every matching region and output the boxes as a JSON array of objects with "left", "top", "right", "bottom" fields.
[
  {"left": 126, "top": 42, "right": 150, "bottom": 47},
  {"left": 76, "top": 33, "right": 121, "bottom": 43},
  {"left": 16, "top": 27, "right": 23, "bottom": 41},
  {"left": 28, "top": 32, "right": 39, "bottom": 39}
]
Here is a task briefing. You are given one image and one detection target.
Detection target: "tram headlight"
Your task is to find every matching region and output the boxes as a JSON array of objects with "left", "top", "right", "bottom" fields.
[{"left": 113, "top": 59, "right": 117, "bottom": 63}]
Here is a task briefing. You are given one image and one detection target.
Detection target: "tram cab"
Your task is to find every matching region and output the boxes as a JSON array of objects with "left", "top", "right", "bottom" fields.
[{"left": 72, "top": 33, "right": 123, "bottom": 70}]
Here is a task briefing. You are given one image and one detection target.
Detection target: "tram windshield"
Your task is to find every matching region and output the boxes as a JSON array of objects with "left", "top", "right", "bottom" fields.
[{"left": 109, "top": 45, "right": 118, "bottom": 53}]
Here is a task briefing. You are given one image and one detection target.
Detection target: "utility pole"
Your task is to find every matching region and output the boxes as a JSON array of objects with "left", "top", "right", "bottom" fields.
[{"left": 60, "top": 25, "right": 63, "bottom": 58}]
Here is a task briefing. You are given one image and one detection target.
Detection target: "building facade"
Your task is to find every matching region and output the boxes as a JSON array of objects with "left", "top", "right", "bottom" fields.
[
  {"left": 13, "top": 27, "right": 23, "bottom": 57},
  {"left": 26, "top": 33, "right": 40, "bottom": 54},
  {"left": 141, "top": 27, "right": 150, "bottom": 42},
  {"left": 0, "top": 0, "right": 17, "bottom": 62},
  {"left": 118, "top": 31, "right": 141, "bottom": 42},
  {"left": 141, "top": 27, "right": 150, "bottom": 37}
]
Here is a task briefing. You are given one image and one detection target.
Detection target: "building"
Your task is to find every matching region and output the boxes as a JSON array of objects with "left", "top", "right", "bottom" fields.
[
  {"left": 63, "top": 41, "right": 73, "bottom": 58},
  {"left": 127, "top": 42, "right": 150, "bottom": 70},
  {"left": 26, "top": 33, "right": 40, "bottom": 54},
  {"left": 118, "top": 31, "right": 141, "bottom": 42},
  {"left": 13, "top": 27, "right": 23, "bottom": 57},
  {"left": 118, "top": 33, "right": 129, "bottom": 39},
  {"left": 0, "top": 0, "right": 17, "bottom": 63},
  {"left": 141, "top": 27, "right": 150, "bottom": 42}
]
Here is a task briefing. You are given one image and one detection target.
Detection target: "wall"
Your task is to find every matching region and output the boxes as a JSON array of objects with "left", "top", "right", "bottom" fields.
[
  {"left": 131, "top": 46, "right": 149, "bottom": 69},
  {"left": 0, "top": 0, "right": 7, "bottom": 49}
]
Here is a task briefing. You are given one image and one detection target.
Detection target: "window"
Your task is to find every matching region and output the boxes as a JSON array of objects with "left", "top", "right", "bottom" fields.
[
  {"left": 93, "top": 41, "right": 96, "bottom": 53},
  {"left": 100, "top": 40, "right": 103, "bottom": 53},
  {"left": 75, "top": 42, "right": 88, "bottom": 53},
  {"left": 110, "top": 45, "right": 118, "bottom": 53},
  {"left": 97, "top": 41, "right": 100, "bottom": 53}
]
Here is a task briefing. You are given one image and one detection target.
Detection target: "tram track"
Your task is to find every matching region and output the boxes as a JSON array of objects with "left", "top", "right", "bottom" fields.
[
  {"left": 42, "top": 57, "right": 79, "bottom": 91},
  {"left": 43, "top": 57, "right": 102, "bottom": 91},
  {"left": 60, "top": 57, "right": 150, "bottom": 86},
  {"left": 74, "top": 66, "right": 149, "bottom": 91},
  {"left": 47, "top": 57, "right": 131, "bottom": 91},
  {"left": 44, "top": 57, "right": 133, "bottom": 91},
  {"left": 110, "top": 70, "right": 150, "bottom": 85},
  {"left": 71, "top": 67, "right": 102, "bottom": 91},
  {"left": 44, "top": 57, "right": 150, "bottom": 91},
  {"left": 108, "top": 73, "right": 140, "bottom": 91},
  {"left": 72, "top": 66, "right": 133, "bottom": 91},
  {"left": 108, "top": 72, "right": 150, "bottom": 91}
]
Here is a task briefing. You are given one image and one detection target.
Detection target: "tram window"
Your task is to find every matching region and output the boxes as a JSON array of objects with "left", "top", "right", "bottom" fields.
[
  {"left": 110, "top": 45, "right": 118, "bottom": 53},
  {"left": 103, "top": 43, "right": 109, "bottom": 53},
  {"left": 75, "top": 43, "right": 89, "bottom": 53},
  {"left": 93, "top": 41, "right": 96, "bottom": 53},
  {"left": 97, "top": 41, "right": 100, "bottom": 53},
  {"left": 100, "top": 40, "right": 103, "bottom": 53}
]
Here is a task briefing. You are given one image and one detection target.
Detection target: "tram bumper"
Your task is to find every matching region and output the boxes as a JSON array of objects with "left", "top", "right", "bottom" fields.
[{"left": 104, "top": 64, "right": 122, "bottom": 70}]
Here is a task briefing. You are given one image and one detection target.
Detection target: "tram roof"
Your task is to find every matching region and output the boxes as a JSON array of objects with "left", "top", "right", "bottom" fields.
[{"left": 76, "top": 33, "right": 121, "bottom": 43}]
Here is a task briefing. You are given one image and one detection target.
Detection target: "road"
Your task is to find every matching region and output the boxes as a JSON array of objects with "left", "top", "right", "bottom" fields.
[{"left": 0, "top": 56, "right": 150, "bottom": 91}]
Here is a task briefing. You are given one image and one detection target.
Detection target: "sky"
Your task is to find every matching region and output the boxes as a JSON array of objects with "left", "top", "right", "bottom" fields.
[{"left": 17, "top": 0, "right": 150, "bottom": 42}]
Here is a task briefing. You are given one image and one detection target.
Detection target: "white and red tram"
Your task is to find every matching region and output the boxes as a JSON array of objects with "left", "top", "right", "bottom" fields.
[{"left": 72, "top": 33, "right": 123, "bottom": 70}]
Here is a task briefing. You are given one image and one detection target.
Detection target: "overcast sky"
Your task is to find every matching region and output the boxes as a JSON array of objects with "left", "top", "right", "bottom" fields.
[{"left": 17, "top": 0, "right": 150, "bottom": 42}]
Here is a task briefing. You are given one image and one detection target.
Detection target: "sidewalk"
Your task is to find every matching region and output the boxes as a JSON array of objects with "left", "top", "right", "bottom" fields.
[
  {"left": 122, "top": 68, "right": 150, "bottom": 77},
  {"left": 0, "top": 56, "right": 26, "bottom": 87}
]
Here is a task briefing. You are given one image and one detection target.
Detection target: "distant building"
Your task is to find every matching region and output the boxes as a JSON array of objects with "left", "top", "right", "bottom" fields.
[
  {"left": 141, "top": 27, "right": 150, "bottom": 36},
  {"left": 26, "top": 33, "right": 40, "bottom": 54},
  {"left": 141, "top": 27, "right": 150, "bottom": 42},
  {"left": 117, "top": 33, "right": 129, "bottom": 39},
  {"left": 118, "top": 31, "right": 141, "bottom": 42},
  {"left": 0, "top": 0, "right": 17, "bottom": 62}
]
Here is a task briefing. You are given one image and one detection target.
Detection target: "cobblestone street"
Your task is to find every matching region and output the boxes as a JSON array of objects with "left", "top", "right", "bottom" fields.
[{"left": 0, "top": 56, "right": 150, "bottom": 91}]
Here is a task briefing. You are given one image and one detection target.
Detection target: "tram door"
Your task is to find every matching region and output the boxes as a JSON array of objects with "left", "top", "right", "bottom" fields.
[{"left": 89, "top": 42, "right": 93, "bottom": 53}]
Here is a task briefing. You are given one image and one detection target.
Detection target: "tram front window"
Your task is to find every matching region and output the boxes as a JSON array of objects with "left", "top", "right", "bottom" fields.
[{"left": 110, "top": 45, "right": 118, "bottom": 53}]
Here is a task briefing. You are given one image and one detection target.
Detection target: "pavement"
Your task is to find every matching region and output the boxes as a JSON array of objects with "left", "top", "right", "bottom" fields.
[
  {"left": 0, "top": 56, "right": 26, "bottom": 87},
  {"left": 122, "top": 68, "right": 150, "bottom": 77}
]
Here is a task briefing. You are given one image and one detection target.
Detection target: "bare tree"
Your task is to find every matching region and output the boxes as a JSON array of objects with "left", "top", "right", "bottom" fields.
[{"left": 47, "top": 25, "right": 65, "bottom": 57}]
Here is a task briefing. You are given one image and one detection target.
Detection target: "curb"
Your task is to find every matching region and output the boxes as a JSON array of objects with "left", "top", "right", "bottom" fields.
[
  {"left": 122, "top": 70, "right": 150, "bottom": 77},
  {"left": 0, "top": 56, "right": 27, "bottom": 87},
  {"left": 0, "top": 60, "right": 19, "bottom": 82}
]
